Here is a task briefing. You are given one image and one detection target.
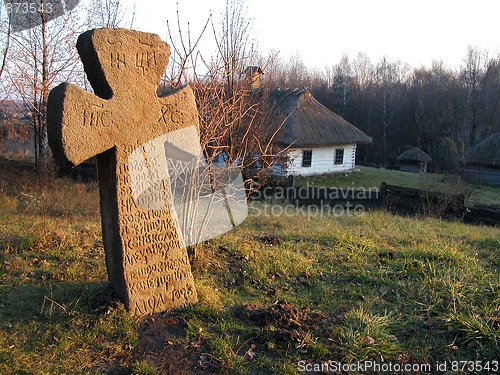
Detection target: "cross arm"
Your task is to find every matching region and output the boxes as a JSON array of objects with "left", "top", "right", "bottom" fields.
[{"left": 48, "top": 82, "right": 116, "bottom": 168}]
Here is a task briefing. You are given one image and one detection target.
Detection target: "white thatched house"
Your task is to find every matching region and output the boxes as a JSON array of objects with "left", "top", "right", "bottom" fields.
[{"left": 266, "top": 88, "right": 372, "bottom": 176}]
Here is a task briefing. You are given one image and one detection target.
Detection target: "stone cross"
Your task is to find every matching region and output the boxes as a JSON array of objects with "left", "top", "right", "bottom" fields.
[{"left": 47, "top": 28, "right": 199, "bottom": 315}]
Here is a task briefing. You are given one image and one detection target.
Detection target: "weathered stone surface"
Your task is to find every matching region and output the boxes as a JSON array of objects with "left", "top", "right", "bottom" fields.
[{"left": 47, "top": 28, "right": 198, "bottom": 315}]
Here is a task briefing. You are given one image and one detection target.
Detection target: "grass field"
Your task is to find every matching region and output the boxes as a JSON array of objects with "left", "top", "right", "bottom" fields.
[
  {"left": 0, "top": 164, "right": 499, "bottom": 374},
  {"left": 0, "top": 138, "right": 35, "bottom": 163},
  {"left": 294, "top": 166, "right": 500, "bottom": 207}
]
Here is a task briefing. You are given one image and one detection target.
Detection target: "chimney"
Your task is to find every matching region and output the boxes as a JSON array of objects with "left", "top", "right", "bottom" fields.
[{"left": 244, "top": 66, "right": 264, "bottom": 92}]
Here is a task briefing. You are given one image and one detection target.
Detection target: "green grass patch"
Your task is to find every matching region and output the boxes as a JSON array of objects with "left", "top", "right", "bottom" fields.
[{"left": 0, "top": 165, "right": 499, "bottom": 374}]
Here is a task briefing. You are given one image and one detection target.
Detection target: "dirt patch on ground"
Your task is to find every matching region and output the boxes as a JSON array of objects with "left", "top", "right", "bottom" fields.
[
  {"left": 239, "top": 301, "right": 327, "bottom": 330},
  {"left": 257, "top": 235, "right": 285, "bottom": 246},
  {"left": 129, "top": 313, "right": 220, "bottom": 375},
  {"left": 235, "top": 301, "right": 331, "bottom": 355},
  {"left": 111, "top": 302, "right": 332, "bottom": 373},
  {"left": 88, "top": 288, "right": 220, "bottom": 374}
]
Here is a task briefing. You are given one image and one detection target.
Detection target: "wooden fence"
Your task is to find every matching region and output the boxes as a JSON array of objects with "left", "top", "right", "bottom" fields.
[
  {"left": 379, "top": 183, "right": 500, "bottom": 225},
  {"left": 462, "top": 205, "right": 500, "bottom": 226},
  {"left": 256, "top": 179, "right": 500, "bottom": 226},
  {"left": 379, "top": 182, "right": 464, "bottom": 216}
]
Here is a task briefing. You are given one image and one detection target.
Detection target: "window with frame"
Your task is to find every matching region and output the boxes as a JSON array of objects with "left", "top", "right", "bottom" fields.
[
  {"left": 302, "top": 150, "right": 312, "bottom": 167},
  {"left": 334, "top": 148, "right": 344, "bottom": 165}
]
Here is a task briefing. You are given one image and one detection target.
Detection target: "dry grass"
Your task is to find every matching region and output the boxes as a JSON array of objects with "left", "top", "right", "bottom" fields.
[{"left": 0, "top": 163, "right": 498, "bottom": 374}]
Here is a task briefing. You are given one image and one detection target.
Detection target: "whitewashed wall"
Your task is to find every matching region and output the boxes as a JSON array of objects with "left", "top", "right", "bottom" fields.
[{"left": 286, "top": 144, "right": 357, "bottom": 176}]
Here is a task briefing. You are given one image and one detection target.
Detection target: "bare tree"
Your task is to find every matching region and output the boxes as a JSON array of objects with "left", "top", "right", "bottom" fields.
[
  {"left": 350, "top": 53, "right": 375, "bottom": 160},
  {"left": 374, "top": 58, "right": 408, "bottom": 166},
  {"left": 217, "top": 0, "right": 256, "bottom": 95},
  {"left": 259, "top": 51, "right": 288, "bottom": 89},
  {"left": 85, "top": 0, "right": 136, "bottom": 29},
  {"left": 324, "top": 54, "right": 352, "bottom": 117},
  {"left": 0, "top": 7, "right": 13, "bottom": 102},
  {"left": 461, "top": 46, "right": 486, "bottom": 149},
  {"left": 480, "top": 57, "right": 500, "bottom": 136},
  {"left": 284, "top": 52, "right": 309, "bottom": 88},
  {"left": 164, "top": 0, "right": 285, "bottom": 182},
  {"left": 162, "top": 0, "right": 288, "bottom": 258},
  {"left": 6, "top": 3, "right": 83, "bottom": 172}
]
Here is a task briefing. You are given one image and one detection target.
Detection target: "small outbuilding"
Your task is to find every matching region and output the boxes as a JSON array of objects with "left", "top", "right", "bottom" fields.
[
  {"left": 396, "top": 147, "right": 431, "bottom": 173},
  {"left": 462, "top": 132, "right": 500, "bottom": 186}
]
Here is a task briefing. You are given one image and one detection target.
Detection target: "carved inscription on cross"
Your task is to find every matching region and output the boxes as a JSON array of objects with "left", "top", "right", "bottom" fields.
[{"left": 47, "top": 28, "right": 199, "bottom": 315}]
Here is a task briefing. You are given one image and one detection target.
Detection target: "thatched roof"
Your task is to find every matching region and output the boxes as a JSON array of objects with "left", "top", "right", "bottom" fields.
[
  {"left": 397, "top": 147, "right": 431, "bottom": 162},
  {"left": 465, "top": 132, "right": 500, "bottom": 168},
  {"left": 268, "top": 88, "right": 372, "bottom": 148}
]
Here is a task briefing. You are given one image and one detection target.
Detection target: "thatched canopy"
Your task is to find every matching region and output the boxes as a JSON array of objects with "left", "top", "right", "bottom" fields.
[
  {"left": 397, "top": 147, "right": 431, "bottom": 162},
  {"left": 268, "top": 88, "right": 372, "bottom": 147},
  {"left": 465, "top": 132, "right": 500, "bottom": 168}
]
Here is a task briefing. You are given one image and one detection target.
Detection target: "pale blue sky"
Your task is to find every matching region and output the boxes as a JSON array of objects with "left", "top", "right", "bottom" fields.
[{"left": 123, "top": 0, "right": 500, "bottom": 70}]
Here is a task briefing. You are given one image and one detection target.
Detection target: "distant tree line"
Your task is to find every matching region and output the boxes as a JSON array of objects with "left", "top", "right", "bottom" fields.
[
  {"left": 259, "top": 47, "right": 500, "bottom": 172},
  {"left": 2, "top": 0, "right": 499, "bottom": 176}
]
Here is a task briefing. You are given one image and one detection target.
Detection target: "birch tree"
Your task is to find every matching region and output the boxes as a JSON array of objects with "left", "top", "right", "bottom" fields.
[{"left": 85, "top": 0, "right": 135, "bottom": 29}]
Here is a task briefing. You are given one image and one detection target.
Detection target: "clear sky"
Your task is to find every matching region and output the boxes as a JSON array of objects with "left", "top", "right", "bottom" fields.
[{"left": 123, "top": 0, "right": 500, "bottom": 71}]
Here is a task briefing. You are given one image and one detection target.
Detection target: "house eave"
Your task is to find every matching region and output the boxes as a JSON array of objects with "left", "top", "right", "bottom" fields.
[{"left": 277, "top": 140, "right": 371, "bottom": 149}]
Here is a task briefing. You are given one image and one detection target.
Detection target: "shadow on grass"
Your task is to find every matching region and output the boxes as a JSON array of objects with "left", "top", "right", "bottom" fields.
[
  {"left": 0, "top": 282, "right": 134, "bottom": 374},
  {"left": 0, "top": 281, "right": 118, "bottom": 322}
]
